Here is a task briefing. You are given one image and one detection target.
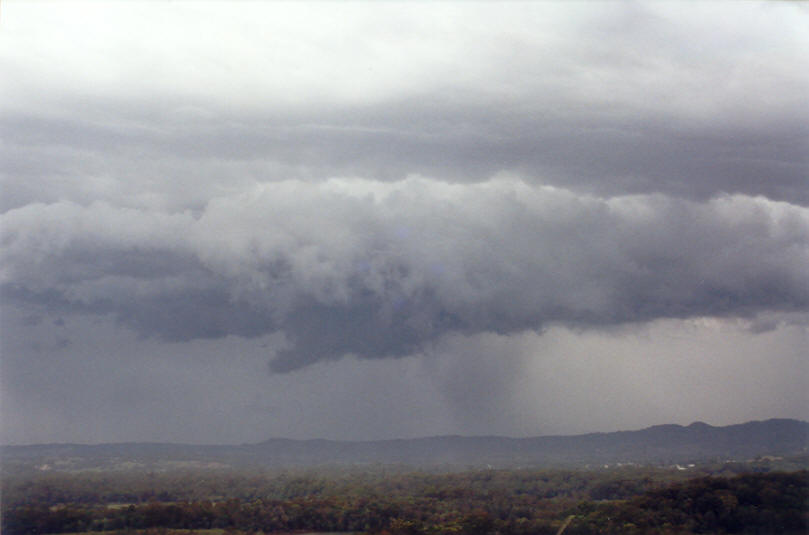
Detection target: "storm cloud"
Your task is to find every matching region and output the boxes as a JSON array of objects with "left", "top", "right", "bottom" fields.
[
  {"left": 1, "top": 1, "right": 807, "bottom": 443},
  {"left": 3, "top": 179, "right": 807, "bottom": 371},
  {"left": 2, "top": 2, "right": 807, "bottom": 212}
]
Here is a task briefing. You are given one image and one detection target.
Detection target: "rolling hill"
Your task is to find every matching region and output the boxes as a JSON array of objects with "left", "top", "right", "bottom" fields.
[{"left": 3, "top": 418, "right": 807, "bottom": 471}]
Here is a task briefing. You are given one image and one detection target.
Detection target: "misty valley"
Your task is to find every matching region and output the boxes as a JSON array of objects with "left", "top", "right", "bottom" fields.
[{"left": 3, "top": 419, "right": 808, "bottom": 535}]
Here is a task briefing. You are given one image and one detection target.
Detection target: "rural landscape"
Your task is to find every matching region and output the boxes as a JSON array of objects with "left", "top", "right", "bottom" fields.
[
  {"left": 3, "top": 419, "right": 808, "bottom": 534},
  {"left": 2, "top": 2, "right": 808, "bottom": 535}
]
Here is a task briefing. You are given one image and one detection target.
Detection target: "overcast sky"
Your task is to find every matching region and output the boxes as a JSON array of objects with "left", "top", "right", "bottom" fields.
[{"left": 1, "top": 1, "right": 808, "bottom": 445}]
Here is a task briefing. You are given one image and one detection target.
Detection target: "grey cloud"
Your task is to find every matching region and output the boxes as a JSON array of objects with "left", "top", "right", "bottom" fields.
[
  {"left": 2, "top": 179, "right": 807, "bottom": 372},
  {"left": 2, "top": 3, "right": 807, "bottom": 212},
  {"left": 3, "top": 2, "right": 808, "bottom": 446},
  {"left": 3, "top": 87, "right": 807, "bottom": 211}
]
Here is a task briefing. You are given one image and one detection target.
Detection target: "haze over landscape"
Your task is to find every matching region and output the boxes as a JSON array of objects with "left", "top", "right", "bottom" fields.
[{"left": 1, "top": 2, "right": 808, "bottom": 446}]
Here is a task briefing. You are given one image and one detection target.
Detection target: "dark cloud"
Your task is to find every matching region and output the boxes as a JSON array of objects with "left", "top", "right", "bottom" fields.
[
  {"left": 1, "top": 2, "right": 807, "bottom": 443},
  {"left": 2, "top": 3, "right": 806, "bottom": 212},
  {"left": 3, "top": 180, "right": 807, "bottom": 372},
  {"left": 3, "top": 88, "right": 807, "bottom": 211}
]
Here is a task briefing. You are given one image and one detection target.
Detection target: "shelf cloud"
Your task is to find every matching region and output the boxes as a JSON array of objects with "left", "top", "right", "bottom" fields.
[
  {"left": 4, "top": 179, "right": 807, "bottom": 372},
  {"left": 1, "top": 1, "right": 807, "bottom": 443}
]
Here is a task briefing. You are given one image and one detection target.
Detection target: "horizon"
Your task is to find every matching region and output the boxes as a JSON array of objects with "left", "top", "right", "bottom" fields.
[
  {"left": 1, "top": 2, "right": 808, "bottom": 446},
  {"left": 3, "top": 417, "right": 805, "bottom": 448}
]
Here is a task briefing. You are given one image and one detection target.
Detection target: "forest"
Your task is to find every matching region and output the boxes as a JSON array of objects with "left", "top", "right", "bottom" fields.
[{"left": 2, "top": 461, "right": 807, "bottom": 535}]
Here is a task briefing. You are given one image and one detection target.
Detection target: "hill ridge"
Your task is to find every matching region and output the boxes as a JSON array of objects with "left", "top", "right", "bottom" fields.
[{"left": 3, "top": 418, "right": 807, "bottom": 469}]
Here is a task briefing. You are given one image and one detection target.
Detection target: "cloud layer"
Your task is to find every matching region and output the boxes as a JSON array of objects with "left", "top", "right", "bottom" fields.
[
  {"left": 3, "top": 178, "right": 807, "bottom": 371},
  {"left": 1, "top": 2, "right": 807, "bottom": 443},
  {"left": 2, "top": 2, "right": 807, "bottom": 214}
]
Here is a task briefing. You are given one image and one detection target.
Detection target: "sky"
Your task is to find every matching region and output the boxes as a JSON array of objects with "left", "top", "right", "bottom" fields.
[{"left": 1, "top": 1, "right": 808, "bottom": 445}]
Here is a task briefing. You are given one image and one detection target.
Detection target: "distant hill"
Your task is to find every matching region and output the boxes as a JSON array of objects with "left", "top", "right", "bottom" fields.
[{"left": 3, "top": 419, "right": 807, "bottom": 471}]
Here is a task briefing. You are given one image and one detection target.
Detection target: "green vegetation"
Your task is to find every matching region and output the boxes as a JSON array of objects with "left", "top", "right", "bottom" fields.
[
  {"left": 570, "top": 471, "right": 808, "bottom": 534},
  {"left": 2, "top": 466, "right": 806, "bottom": 534}
]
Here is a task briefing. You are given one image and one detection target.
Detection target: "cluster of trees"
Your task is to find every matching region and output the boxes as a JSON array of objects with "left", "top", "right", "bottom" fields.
[
  {"left": 570, "top": 471, "right": 808, "bottom": 534},
  {"left": 2, "top": 495, "right": 552, "bottom": 534},
  {"left": 1, "top": 466, "right": 669, "bottom": 508},
  {"left": 2, "top": 467, "right": 806, "bottom": 534}
]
